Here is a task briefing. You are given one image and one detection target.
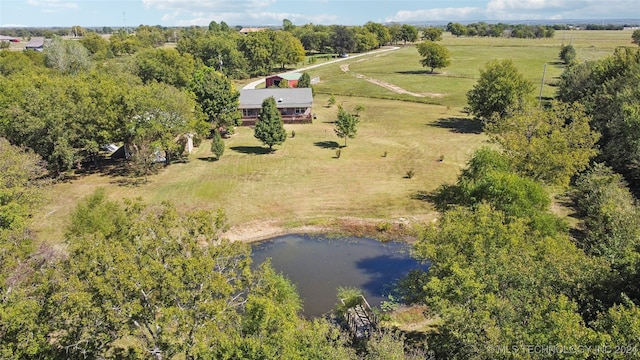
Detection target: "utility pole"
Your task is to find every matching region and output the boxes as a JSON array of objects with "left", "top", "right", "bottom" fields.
[{"left": 538, "top": 63, "right": 547, "bottom": 107}]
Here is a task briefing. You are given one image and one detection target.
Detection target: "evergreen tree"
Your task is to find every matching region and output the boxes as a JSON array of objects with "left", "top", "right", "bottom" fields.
[
  {"left": 254, "top": 97, "right": 287, "bottom": 150},
  {"left": 210, "top": 130, "right": 225, "bottom": 159},
  {"left": 297, "top": 72, "right": 311, "bottom": 88}
]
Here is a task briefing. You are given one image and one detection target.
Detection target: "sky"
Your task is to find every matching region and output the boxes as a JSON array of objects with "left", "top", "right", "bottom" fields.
[{"left": 1, "top": 0, "right": 639, "bottom": 28}]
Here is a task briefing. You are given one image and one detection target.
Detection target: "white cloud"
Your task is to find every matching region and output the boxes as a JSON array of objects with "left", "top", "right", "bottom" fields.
[
  {"left": 386, "top": 0, "right": 639, "bottom": 22},
  {"left": 386, "top": 7, "right": 483, "bottom": 22},
  {"left": 26, "top": 0, "right": 78, "bottom": 11},
  {"left": 142, "top": 0, "right": 337, "bottom": 26}
]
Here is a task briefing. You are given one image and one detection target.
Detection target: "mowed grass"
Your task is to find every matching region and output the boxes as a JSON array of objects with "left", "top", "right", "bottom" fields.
[
  {"left": 34, "top": 30, "right": 633, "bottom": 242},
  {"left": 309, "top": 30, "right": 635, "bottom": 109},
  {"left": 34, "top": 95, "right": 486, "bottom": 243}
]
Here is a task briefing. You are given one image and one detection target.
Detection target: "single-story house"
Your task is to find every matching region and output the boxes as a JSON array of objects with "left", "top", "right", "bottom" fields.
[
  {"left": 25, "top": 37, "right": 45, "bottom": 51},
  {"left": 265, "top": 72, "right": 302, "bottom": 88},
  {"left": 239, "top": 88, "right": 313, "bottom": 126}
]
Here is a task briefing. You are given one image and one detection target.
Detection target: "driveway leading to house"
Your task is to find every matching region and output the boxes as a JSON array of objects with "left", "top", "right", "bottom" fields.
[{"left": 242, "top": 46, "right": 401, "bottom": 90}]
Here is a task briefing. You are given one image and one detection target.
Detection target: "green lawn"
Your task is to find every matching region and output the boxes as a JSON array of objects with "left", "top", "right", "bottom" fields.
[{"left": 34, "top": 30, "right": 633, "bottom": 242}]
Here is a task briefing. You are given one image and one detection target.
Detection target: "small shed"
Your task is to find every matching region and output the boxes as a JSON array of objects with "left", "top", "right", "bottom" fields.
[{"left": 265, "top": 72, "right": 302, "bottom": 88}]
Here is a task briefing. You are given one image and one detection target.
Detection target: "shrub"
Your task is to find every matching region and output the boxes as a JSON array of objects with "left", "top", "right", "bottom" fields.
[{"left": 405, "top": 169, "right": 415, "bottom": 179}]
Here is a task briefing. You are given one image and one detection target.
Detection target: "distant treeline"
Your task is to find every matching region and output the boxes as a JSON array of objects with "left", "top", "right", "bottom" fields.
[{"left": 2, "top": 21, "right": 639, "bottom": 40}]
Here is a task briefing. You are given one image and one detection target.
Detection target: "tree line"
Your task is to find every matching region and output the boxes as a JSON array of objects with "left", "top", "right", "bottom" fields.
[{"left": 398, "top": 45, "right": 640, "bottom": 358}]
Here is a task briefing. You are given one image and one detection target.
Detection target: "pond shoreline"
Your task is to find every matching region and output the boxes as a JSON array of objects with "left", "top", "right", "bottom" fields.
[{"left": 221, "top": 216, "right": 427, "bottom": 244}]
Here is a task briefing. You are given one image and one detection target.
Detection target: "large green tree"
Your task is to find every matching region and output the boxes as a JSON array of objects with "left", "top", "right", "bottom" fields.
[
  {"left": 486, "top": 102, "right": 600, "bottom": 187},
  {"left": 134, "top": 48, "right": 195, "bottom": 88},
  {"left": 272, "top": 30, "right": 306, "bottom": 69},
  {"left": 466, "top": 59, "right": 534, "bottom": 123},
  {"left": 188, "top": 67, "right": 241, "bottom": 134},
  {"left": 124, "top": 82, "right": 202, "bottom": 166},
  {"left": 254, "top": 96, "right": 287, "bottom": 150},
  {"left": 416, "top": 41, "right": 450, "bottom": 73},
  {"left": 45, "top": 37, "right": 93, "bottom": 75}
]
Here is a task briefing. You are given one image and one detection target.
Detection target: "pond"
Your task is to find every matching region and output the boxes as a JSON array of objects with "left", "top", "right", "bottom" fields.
[{"left": 251, "top": 234, "right": 425, "bottom": 317}]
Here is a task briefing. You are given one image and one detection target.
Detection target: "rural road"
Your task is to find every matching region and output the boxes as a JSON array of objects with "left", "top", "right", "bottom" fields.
[{"left": 242, "top": 46, "right": 401, "bottom": 89}]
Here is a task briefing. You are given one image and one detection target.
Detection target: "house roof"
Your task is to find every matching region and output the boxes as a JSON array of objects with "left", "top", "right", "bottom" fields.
[
  {"left": 271, "top": 72, "right": 302, "bottom": 81},
  {"left": 239, "top": 27, "right": 267, "bottom": 33},
  {"left": 239, "top": 88, "right": 313, "bottom": 109},
  {"left": 0, "top": 35, "right": 19, "bottom": 42},
  {"left": 25, "top": 37, "right": 45, "bottom": 48}
]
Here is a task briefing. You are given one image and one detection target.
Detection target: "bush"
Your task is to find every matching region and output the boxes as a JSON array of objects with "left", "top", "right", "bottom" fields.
[{"left": 405, "top": 169, "right": 415, "bottom": 179}]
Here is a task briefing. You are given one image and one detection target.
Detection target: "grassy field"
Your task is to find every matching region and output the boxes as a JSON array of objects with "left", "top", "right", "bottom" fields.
[{"left": 33, "top": 30, "right": 634, "bottom": 243}]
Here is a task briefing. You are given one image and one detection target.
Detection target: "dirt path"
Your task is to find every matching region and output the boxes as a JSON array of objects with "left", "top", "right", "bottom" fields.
[
  {"left": 242, "top": 47, "right": 400, "bottom": 90},
  {"left": 340, "top": 60, "right": 443, "bottom": 98}
]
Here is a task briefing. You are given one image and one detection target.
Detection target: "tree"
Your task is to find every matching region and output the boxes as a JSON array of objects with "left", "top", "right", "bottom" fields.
[
  {"left": 210, "top": 130, "right": 224, "bottom": 159},
  {"left": 399, "top": 24, "right": 418, "bottom": 44},
  {"left": 446, "top": 22, "right": 467, "bottom": 37},
  {"left": 412, "top": 204, "right": 598, "bottom": 359},
  {"left": 486, "top": 102, "right": 600, "bottom": 187},
  {"left": 282, "top": 19, "right": 295, "bottom": 32},
  {"left": 188, "top": 67, "right": 241, "bottom": 134},
  {"left": 79, "top": 32, "right": 110, "bottom": 58},
  {"left": 125, "top": 82, "right": 201, "bottom": 166},
  {"left": 277, "top": 78, "right": 290, "bottom": 88},
  {"left": 254, "top": 96, "right": 287, "bottom": 150},
  {"left": 421, "top": 27, "right": 443, "bottom": 41},
  {"left": 416, "top": 41, "right": 450, "bottom": 73},
  {"left": 297, "top": 72, "right": 311, "bottom": 88},
  {"left": 134, "top": 48, "right": 195, "bottom": 88},
  {"left": 331, "top": 25, "right": 356, "bottom": 55},
  {"left": 272, "top": 31, "right": 306, "bottom": 69},
  {"left": 573, "top": 164, "right": 640, "bottom": 308},
  {"left": 465, "top": 59, "right": 534, "bottom": 123},
  {"left": 632, "top": 29, "right": 640, "bottom": 46},
  {"left": 45, "top": 37, "right": 93, "bottom": 75},
  {"left": 364, "top": 21, "right": 391, "bottom": 46},
  {"left": 334, "top": 105, "right": 359, "bottom": 147},
  {"left": 238, "top": 31, "right": 275, "bottom": 76},
  {"left": 355, "top": 28, "right": 379, "bottom": 52},
  {"left": 559, "top": 44, "right": 577, "bottom": 64}
]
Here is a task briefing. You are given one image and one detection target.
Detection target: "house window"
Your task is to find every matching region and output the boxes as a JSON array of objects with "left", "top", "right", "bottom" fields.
[
  {"left": 294, "top": 108, "right": 306, "bottom": 115},
  {"left": 242, "top": 109, "right": 256, "bottom": 117}
]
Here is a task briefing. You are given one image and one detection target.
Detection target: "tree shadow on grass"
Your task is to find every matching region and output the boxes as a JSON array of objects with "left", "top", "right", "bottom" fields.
[
  {"left": 410, "top": 191, "right": 436, "bottom": 202},
  {"left": 314, "top": 141, "right": 340, "bottom": 149},
  {"left": 396, "top": 69, "right": 436, "bottom": 75},
  {"left": 230, "top": 146, "right": 272, "bottom": 155},
  {"left": 196, "top": 156, "right": 220, "bottom": 162},
  {"left": 430, "top": 117, "right": 483, "bottom": 134}
]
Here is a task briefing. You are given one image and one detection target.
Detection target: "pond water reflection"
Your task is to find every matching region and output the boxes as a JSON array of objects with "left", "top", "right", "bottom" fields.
[{"left": 251, "top": 234, "right": 424, "bottom": 317}]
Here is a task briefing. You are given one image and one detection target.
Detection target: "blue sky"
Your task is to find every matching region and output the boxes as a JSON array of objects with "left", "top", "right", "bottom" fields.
[{"left": 1, "top": 0, "right": 639, "bottom": 28}]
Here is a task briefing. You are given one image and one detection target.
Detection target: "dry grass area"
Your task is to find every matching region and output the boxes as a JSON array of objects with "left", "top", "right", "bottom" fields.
[
  {"left": 382, "top": 305, "right": 441, "bottom": 333},
  {"left": 33, "top": 95, "right": 486, "bottom": 243}
]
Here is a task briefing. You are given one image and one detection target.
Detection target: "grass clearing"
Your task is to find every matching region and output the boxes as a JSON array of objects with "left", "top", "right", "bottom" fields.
[
  {"left": 34, "top": 95, "right": 486, "bottom": 243},
  {"left": 34, "top": 30, "right": 632, "bottom": 243}
]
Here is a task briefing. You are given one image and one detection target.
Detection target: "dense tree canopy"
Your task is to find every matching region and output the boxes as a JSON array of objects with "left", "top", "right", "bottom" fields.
[
  {"left": 486, "top": 102, "right": 600, "bottom": 186},
  {"left": 1, "top": 190, "right": 356, "bottom": 359}
]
